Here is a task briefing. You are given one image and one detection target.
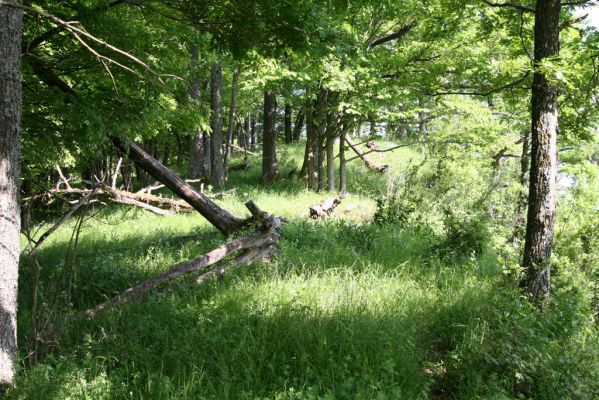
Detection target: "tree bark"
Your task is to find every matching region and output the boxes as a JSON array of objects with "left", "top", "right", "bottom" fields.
[
  {"left": 223, "top": 67, "right": 239, "bottom": 181},
  {"left": 284, "top": 103, "right": 293, "bottom": 144},
  {"left": 250, "top": 116, "right": 256, "bottom": 149},
  {"left": 339, "top": 125, "right": 347, "bottom": 196},
  {"left": 202, "top": 131, "right": 211, "bottom": 178},
  {"left": 110, "top": 135, "right": 244, "bottom": 234},
  {"left": 162, "top": 137, "right": 170, "bottom": 166},
  {"left": 314, "top": 89, "right": 328, "bottom": 192},
  {"left": 210, "top": 63, "right": 225, "bottom": 188},
  {"left": 262, "top": 90, "right": 279, "bottom": 182},
  {"left": 0, "top": 1, "right": 22, "bottom": 386},
  {"left": 326, "top": 112, "right": 337, "bottom": 192},
  {"left": 521, "top": 0, "right": 561, "bottom": 306},
  {"left": 243, "top": 118, "right": 250, "bottom": 149},
  {"left": 512, "top": 133, "right": 530, "bottom": 251},
  {"left": 293, "top": 110, "right": 304, "bottom": 142}
]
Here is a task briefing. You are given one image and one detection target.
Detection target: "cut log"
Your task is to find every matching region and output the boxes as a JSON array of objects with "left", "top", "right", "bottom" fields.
[
  {"left": 309, "top": 196, "right": 343, "bottom": 219},
  {"left": 110, "top": 135, "right": 245, "bottom": 234},
  {"left": 345, "top": 137, "right": 389, "bottom": 172}
]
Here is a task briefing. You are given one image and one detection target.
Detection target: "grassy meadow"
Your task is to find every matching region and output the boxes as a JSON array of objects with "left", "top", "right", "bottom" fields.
[{"left": 7, "top": 142, "right": 599, "bottom": 399}]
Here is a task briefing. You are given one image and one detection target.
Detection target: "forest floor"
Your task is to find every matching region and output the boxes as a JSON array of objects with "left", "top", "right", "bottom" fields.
[{"left": 7, "top": 142, "right": 599, "bottom": 399}]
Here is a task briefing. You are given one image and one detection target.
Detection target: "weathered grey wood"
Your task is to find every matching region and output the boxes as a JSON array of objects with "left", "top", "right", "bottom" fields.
[
  {"left": 110, "top": 135, "right": 244, "bottom": 233},
  {"left": 309, "top": 197, "right": 343, "bottom": 219},
  {"left": 345, "top": 136, "right": 389, "bottom": 173},
  {"left": 85, "top": 229, "right": 278, "bottom": 318}
]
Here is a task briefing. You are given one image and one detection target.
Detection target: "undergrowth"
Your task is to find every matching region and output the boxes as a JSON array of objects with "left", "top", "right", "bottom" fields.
[{"left": 6, "top": 142, "right": 598, "bottom": 399}]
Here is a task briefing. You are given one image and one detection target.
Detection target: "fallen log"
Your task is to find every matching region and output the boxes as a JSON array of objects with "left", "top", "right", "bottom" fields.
[
  {"left": 85, "top": 228, "right": 278, "bottom": 318},
  {"left": 110, "top": 135, "right": 245, "bottom": 234},
  {"left": 345, "top": 137, "right": 389, "bottom": 172},
  {"left": 85, "top": 201, "right": 281, "bottom": 318},
  {"left": 309, "top": 196, "right": 343, "bottom": 219}
]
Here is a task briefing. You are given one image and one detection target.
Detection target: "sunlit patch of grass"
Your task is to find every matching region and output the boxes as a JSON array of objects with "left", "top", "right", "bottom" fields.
[{"left": 9, "top": 142, "right": 599, "bottom": 400}]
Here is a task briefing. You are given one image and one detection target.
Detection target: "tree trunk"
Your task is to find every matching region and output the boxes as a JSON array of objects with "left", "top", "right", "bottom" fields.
[
  {"left": 262, "top": 90, "right": 279, "bottom": 182},
  {"left": 293, "top": 110, "right": 304, "bottom": 142},
  {"left": 368, "top": 112, "right": 376, "bottom": 137},
  {"left": 223, "top": 67, "right": 239, "bottom": 181},
  {"left": 121, "top": 157, "right": 133, "bottom": 191},
  {"left": 339, "top": 125, "right": 347, "bottom": 196},
  {"left": 202, "top": 131, "right": 211, "bottom": 178},
  {"left": 521, "top": 0, "right": 561, "bottom": 306},
  {"left": 512, "top": 133, "right": 530, "bottom": 251},
  {"left": 301, "top": 88, "right": 316, "bottom": 188},
  {"left": 250, "top": 115, "right": 256, "bottom": 149},
  {"left": 326, "top": 111, "right": 337, "bottom": 192},
  {"left": 210, "top": 63, "right": 225, "bottom": 188},
  {"left": 175, "top": 132, "right": 183, "bottom": 169},
  {"left": 162, "top": 136, "right": 170, "bottom": 167},
  {"left": 0, "top": 1, "right": 22, "bottom": 386},
  {"left": 284, "top": 103, "right": 293, "bottom": 144},
  {"left": 189, "top": 131, "right": 204, "bottom": 179},
  {"left": 188, "top": 48, "right": 205, "bottom": 179},
  {"left": 110, "top": 136, "right": 244, "bottom": 234},
  {"left": 314, "top": 88, "right": 328, "bottom": 192},
  {"left": 243, "top": 118, "right": 250, "bottom": 149}
]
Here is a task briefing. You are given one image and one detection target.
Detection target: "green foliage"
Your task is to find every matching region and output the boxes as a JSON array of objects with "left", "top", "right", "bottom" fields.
[{"left": 8, "top": 143, "right": 599, "bottom": 399}]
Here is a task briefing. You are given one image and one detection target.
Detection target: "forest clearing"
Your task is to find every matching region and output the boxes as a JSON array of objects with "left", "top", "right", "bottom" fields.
[{"left": 1, "top": 0, "right": 598, "bottom": 399}]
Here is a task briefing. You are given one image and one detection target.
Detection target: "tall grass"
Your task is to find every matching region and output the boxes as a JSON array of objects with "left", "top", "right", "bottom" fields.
[{"left": 7, "top": 142, "right": 598, "bottom": 399}]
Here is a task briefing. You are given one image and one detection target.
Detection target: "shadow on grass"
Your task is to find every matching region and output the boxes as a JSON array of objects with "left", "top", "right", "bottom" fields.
[{"left": 9, "top": 262, "right": 500, "bottom": 400}]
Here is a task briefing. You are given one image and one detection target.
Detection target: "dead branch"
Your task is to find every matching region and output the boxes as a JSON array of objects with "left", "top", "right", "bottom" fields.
[
  {"left": 309, "top": 197, "right": 343, "bottom": 219},
  {"left": 28, "top": 188, "right": 98, "bottom": 255},
  {"left": 230, "top": 143, "right": 257, "bottom": 156},
  {"left": 137, "top": 178, "right": 203, "bottom": 195},
  {"left": 23, "top": 185, "right": 195, "bottom": 215},
  {"left": 55, "top": 164, "right": 72, "bottom": 190},
  {"left": 111, "top": 157, "right": 123, "bottom": 189},
  {"left": 345, "top": 137, "right": 389, "bottom": 172}
]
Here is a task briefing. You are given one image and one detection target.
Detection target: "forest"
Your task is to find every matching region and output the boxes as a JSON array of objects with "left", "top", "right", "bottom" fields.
[{"left": 0, "top": 0, "right": 598, "bottom": 398}]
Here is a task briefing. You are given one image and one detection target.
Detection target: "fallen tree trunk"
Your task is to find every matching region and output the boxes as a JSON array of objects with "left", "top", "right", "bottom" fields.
[
  {"left": 309, "top": 196, "right": 343, "bottom": 219},
  {"left": 345, "top": 137, "right": 389, "bottom": 172},
  {"left": 85, "top": 228, "right": 278, "bottom": 318},
  {"left": 86, "top": 201, "right": 281, "bottom": 318},
  {"left": 110, "top": 135, "right": 245, "bottom": 234}
]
